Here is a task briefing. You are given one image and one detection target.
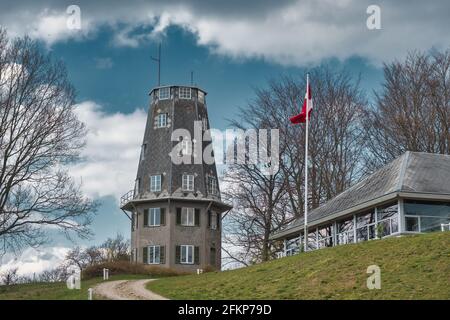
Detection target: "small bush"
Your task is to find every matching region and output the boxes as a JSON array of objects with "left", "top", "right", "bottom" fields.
[{"left": 82, "top": 261, "right": 187, "bottom": 279}]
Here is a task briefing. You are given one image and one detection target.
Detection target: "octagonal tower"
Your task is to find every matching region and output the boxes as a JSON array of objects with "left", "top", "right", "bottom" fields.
[{"left": 120, "top": 85, "right": 231, "bottom": 271}]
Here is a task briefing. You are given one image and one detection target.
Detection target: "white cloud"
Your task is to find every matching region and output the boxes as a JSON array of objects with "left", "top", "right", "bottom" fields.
[
  {"left": 0, "top": 246, "right": 70, "bottom": 276},
  {"left": 69, "top": 101, "right": 146, "bottom": 202},
  {"left": 2, "top": 8, "right": 94, "bottom": 45},
  {"left": 0, "top": 0, "right": 449, "bottom": 66}
]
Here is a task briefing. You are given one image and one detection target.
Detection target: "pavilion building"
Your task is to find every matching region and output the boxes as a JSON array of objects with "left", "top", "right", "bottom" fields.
[{"left": 271, "top": 152, "right": 450, "bottom": 256}]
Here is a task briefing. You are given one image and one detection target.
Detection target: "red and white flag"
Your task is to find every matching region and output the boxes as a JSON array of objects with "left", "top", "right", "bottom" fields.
[{"left": 289, "top": 79, "right": 313, "bottom": 124}]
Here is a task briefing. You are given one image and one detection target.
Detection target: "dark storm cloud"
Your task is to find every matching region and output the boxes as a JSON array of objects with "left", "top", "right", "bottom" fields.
[{"left": 0, "top": 0, "right": 449, "bottom": 65}]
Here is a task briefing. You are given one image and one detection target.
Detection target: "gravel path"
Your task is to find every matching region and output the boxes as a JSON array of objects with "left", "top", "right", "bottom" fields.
[{"left": 93, "top": 279, "right": 168, "bottom": 300}]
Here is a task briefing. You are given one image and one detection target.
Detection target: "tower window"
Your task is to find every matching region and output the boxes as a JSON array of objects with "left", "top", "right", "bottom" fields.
[
  {"left": 181, "top": 208, "right": 195, "bottom": 226},
  {"left": 208, "top": 176, "right": 218, "bottom": 195},
  {"left": 149, "top": 208, "right": 161, "bottom": 226},
  {"left": 150, "top": 175, "right": 161, "bottom": 192},
  {"left": 159, "top": 87, "right": 170, "bottom": 100},
  {"left": 180, "top": 245, "right": 194, "bottom": 264},
  {"left": 140, "top": 143, "right": 147, "bottom": 161},
  {"left": 198, "top": 90, "right": 205, "bottom": 103},
  {"left": 182, "top": 174, "right": 194, "bottom": 191},
  {"left": 132, "top": 211, "right": 138, "bottom": 231},
  {"left": 148, "top": 245, "right": 161, "bottom": 264},
  {"left": 134, "top": 178, "right": 140, "bottom": 196},
  {"left": 210, "top": 212, "right": 217, "bottom": 230},
  {"left": 180, "top": 138, "right": 192, "bottom": 156},
  {"left": 156, "top": 113, "right": 168, "bottom": 128},
  {"left": 202, "top": 117, "right": 208, "bottom": 131},
  {"left": 179, "top": 87, "right": 191, "bottom": 99}
]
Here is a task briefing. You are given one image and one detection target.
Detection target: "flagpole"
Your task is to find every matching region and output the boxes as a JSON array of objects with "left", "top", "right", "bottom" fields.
[{"left": 303, "top": 73, "right": 309, "bottom": 252}]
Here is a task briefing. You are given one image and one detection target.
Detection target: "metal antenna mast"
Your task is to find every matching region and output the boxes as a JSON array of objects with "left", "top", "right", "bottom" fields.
[
  {"left": 151, "top": 43, "right": 161, "bottom": 86},
  {"left": 190, "top": 71, "right": 194, "bottom": 86}
]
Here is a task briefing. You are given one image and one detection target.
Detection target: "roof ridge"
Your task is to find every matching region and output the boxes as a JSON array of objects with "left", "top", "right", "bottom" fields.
[
  {"left": 407, "top": 151, "right": 450, "bottom": 157},
  {"left": 397, "top": 151, "right": 411, "bottom": 191}
]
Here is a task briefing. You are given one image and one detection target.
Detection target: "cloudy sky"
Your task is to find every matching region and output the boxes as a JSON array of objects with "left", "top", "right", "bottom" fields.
[{"left": 1, "top": 0, "right": 449, "bottom": 275}]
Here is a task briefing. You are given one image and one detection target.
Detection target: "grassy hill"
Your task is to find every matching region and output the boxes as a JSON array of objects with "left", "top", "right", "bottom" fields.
[
  {"left": 1, "top": 232, "right": 448, "bottom": 300},
  {"left": 148, "top": 232, "right": 450, "bottom": 299}
]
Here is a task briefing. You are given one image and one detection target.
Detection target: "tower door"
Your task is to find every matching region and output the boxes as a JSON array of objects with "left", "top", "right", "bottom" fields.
[{"left": 210, "top": 247, "right": 216, "bottom": 266}]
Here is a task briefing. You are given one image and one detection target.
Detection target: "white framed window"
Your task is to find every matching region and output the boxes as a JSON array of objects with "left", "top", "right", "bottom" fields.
[
  {"left": 180, "top": 138, "right": 192, "bottom": 156},
  {"left": 182, "top": 174, "right": 194, "bottom": 191},
  {"left": 208, "top": 176, "right": 218, "bottom": 195},
  {"left": 134, "top": 178, "right": 140, "bottom": 196},
  {"left": 132, "top": 211, "right": 138, "bottom": 231},
  {"left": 149, "top": 208, "right": 161, "bottom": 226},
  {"left": 148, "top": 245, "right": 161, "bottom": 264},
  {"left": 140, "top": 143, "right": 147, "bottom": 161},
  {"left": 198, "top": 90, "right": 205, "bottom": 103},
  {"left": 150, "top": 175, "right": 161, "bottom": 192},
  {"left": 156, "top": 113, "right": 168, "bottom": 128},
  {"left": 179, "top": 87, "right": 191, "bottom": 99},
  {"left": 211, "top": 212, "right": 217, "bottom": 230},
  {"left": 182, "top": 208, "right": 195, "bottom": 226},
  {"left": 180, "top": 245, "right": 194, "bottom": 264},
  {"left": 158, "top": 87, "right": 170, "bottom": 100},
  {"left": 202, "top": 117, "right": 208, "bottom": 131}
]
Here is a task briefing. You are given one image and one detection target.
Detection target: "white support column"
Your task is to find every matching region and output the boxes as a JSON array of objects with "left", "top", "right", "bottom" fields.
[
  {"left": 283, "top": 238, "right": 287, "bottom": 256},
  {"left": 398, "top": 198, "right": 404, "bottom": 233},
  {"left": 315, "top": 227, "right": 319, "bottom": 249},
  {"left": 333, "top": 221, "right": 337, "bottom": 246},
  {"left": 353, "top": 214, "right": 357, "bottom": 243},
  {"left": 374, "top": 206, "right": 378, "bottom": 238}
]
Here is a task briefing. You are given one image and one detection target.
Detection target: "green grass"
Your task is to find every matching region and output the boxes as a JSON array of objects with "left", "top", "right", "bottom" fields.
[
  {"left": 0, "top": 274, "right": 148, "bottom": 300},
  {"left": 147, "top": 232, "right": 450, "bottom": 300}
]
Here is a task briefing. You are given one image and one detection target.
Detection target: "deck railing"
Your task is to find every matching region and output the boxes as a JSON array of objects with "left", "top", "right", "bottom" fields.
[{"left": 120, "top": 190, "right": 134, "bottom": 207}]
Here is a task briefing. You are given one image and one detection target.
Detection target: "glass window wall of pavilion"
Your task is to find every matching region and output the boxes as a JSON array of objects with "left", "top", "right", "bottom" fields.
[
  {"left": 284, "top": 201, "right": 402, "bottom": 255},
  {"left": 404, "top": 200, "right": 450, "bottom": 232}
]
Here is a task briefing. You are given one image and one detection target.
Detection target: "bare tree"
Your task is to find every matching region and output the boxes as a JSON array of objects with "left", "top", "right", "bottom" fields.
[
  {"left": 363, "top": 50, "right": 450, "bottom": 170},
  {"left": 64, "top": 245, "right": 104, "bottom": 270},
  {"left": 39, "top": 266, "right": 68, "bottom": 282},
  {"left": 222, "top": 66, "right": 367, "bottom": 266},
  {"left": 223, "top": 161, "right": 291, "bottom": 266},
  {"left": 100, "top": 233, "right": 130, "bottom": 262},
  {"left": 64, "top": 246, "right": 91, "bottom": 271},
  {"left": 233, "top": 67, "right": 366, "bottom": 214},
  {"left": 63, "top": 234, "right": 130, "bottom": 271},
  {"left": 0, "top": 29, "right": 97, "bottom": 255},
  {"left": 0, "top": 267, "right": 18, "bottom": 285}
]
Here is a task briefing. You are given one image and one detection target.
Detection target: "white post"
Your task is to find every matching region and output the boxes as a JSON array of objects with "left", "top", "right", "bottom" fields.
[
  {"left": 303, "top": 73, "right": 309, "bottom": 252},
  {"left": 88, "top": 288, "right": 93, "bottom": 300},
  {"left": 103, "top": 268, "right": 109, "bottom": 280}
]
